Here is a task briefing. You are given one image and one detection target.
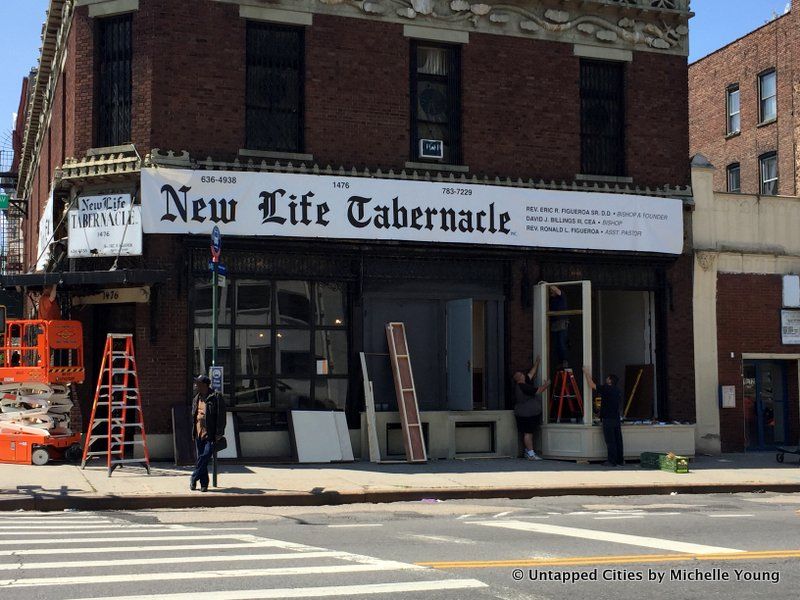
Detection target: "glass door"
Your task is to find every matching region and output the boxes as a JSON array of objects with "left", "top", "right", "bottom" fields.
[{"left": 744, "top": 360, "right": 788, "bottom": 449}]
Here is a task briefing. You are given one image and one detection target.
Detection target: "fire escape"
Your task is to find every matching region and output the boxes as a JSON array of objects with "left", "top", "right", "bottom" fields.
[{"left": 0, "top": 133, "right": 24, "bottom": 276}]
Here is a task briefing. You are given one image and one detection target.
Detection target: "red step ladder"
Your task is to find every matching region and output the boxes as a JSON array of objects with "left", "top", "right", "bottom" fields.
[
  {"left": 550, "top": 368, "right": 584, "bottom": 423},
  {"left": 81, "top": 334, "right": 150, "bottom": 476}
]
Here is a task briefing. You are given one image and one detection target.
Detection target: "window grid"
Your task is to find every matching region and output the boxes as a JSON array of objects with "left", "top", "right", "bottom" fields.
[
  {"left": 726, "top": 163, "right": 740, "bottom": 193},
  {"left": 759, "top": 70, "right": 777, "bottom": 124},
  {"left": 580, "top": 59, "right": 626, "bottom": 177},
  {"left": 246, "top": 22, "right": 305, "bottom": 153},
  {"left": 759, "top": 153, "right": 778, "bottom": 195},
  {"left": 97, "top": 15, "right": 132, "bottom": 148},
  {"left": 726, "top": 86, "right": 740, "bottom": 134},
  {"left": 192, "top": 279, "right": 348, "bottom": 430},
  {"left": 410, "top": 41, "right": 462, "bottom": 164}
]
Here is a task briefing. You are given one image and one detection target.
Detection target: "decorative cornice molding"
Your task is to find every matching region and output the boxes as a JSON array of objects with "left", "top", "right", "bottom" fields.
[
  {"left": 144, "top": 148, "right": 693, "bottom": 200},
  {"left": 219, "top": 1, "right": 689, "bottom": 55}
]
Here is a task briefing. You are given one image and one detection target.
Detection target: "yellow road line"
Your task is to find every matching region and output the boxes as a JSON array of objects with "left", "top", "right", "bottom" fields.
[{"left": 417, "top": 550, "right": 800, "bottom": 569}]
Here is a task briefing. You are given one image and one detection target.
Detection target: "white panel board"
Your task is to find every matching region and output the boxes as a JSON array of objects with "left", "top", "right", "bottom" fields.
[
  {"left": 216, "top": 412, "right": 238, "bottom": 459},
  {"left": 290, "top": 411, "right": 353, "bottom": 463}
]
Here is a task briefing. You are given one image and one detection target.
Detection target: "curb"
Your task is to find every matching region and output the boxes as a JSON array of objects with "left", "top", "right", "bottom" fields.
[{"left": 3, "top": 482, "right": 800, "bottom": 512}]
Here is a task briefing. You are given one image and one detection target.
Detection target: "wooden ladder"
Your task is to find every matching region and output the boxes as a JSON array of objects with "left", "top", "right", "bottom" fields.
[
  {"left": 81, "top": 334, "right": 151, "bottom": 476},
  {"left": 385, "top": 323, "right": 427, "bottom": 463}
]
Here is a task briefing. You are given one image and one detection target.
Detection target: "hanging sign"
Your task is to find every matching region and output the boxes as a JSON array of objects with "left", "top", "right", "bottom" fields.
[
  {"left": 72, "top": 287, "right": 151, "bottom": 306},
  {"left": 69, "top": 194, "right": 142, "bottom": 258},
  {"left": 141, "top": 168, "right": 684, "bottom": 254},
  {"left": 36, "top": 193, "right": 54, "bottom": 271}
]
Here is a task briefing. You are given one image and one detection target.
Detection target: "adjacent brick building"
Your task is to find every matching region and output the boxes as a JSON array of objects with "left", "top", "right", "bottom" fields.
[
  {"left": 7, "top": 0, "right": 695, "bottom": 461},
  {"left": 690, "top": 1, "right": 800, "bottom": 454}
]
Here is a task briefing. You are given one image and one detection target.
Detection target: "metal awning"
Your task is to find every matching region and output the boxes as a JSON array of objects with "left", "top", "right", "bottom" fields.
[{"left": 0, "top": 269, "right": 169, "bottom": 290}]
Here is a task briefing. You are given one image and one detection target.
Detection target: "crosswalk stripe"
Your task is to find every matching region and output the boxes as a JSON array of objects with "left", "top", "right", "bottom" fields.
[
  {"left": 0, "top": 551, "right": 350, "bottom": 571},
  {"left": 0, "top": 560, "right": 423, "bottom": 588},
  {"left": 0, "top": 527, "right": 259, "bottom": 535},
  {"left": 473, "top": 520, "right": 744, "bottom": 555},
  {"left": 0, "top": 534, "right": 303, "bottom": 546},
  {"left": 65, "top": 579, "right": 489, "bottom": 600},
  {"left": 0, "top": 541, "right": 311, "bottom": 557}
]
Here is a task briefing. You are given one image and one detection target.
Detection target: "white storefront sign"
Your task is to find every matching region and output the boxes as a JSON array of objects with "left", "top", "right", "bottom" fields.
[
  {"left": 781, "top": 309, "right": 800, "bottom": 345},
  {"left": 69, "top": 194, "right": 143, "bottom": 258},
  {"left": 141, "top": 168, "right": 684, "bottom": 254},
  {"left": 36, "top": 193, "right": 54, "bottom": 271}
]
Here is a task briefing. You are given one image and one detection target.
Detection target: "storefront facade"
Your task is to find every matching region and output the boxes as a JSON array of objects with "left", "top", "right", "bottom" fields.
[{"left": 7, "top": 0, "right": 696, "bottom": 461}]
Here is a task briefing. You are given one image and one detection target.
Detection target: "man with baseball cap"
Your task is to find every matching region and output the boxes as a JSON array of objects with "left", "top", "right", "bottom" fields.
[{"left": 190, "top": 374, "right": 226, "bottom": 492}]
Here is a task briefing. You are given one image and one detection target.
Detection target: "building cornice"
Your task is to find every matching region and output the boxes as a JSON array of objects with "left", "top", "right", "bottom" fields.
[
  {"left": 144, "top": 148, "right": 693, "bottom": 200},
  {"left": 216, "top": 0, "right": 690, "bottom": 56}
]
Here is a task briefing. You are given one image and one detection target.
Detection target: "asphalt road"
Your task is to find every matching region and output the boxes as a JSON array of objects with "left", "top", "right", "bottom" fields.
[{"left": 0, "top": 492, "right": 798, "bottom": 600}]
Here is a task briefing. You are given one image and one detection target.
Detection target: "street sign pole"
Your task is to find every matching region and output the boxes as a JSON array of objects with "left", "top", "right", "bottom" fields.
[{"left": 210, "top": 226, "right": 221, "bottom": 488}]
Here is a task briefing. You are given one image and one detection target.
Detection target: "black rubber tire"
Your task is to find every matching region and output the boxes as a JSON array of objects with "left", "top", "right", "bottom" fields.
[
  {"left": 777, "top": 453, "right": 784, "bottom": 463},
  {"left": 65, "top": 443, "right": 83, "bottom": 464},
  {"left": 31, "top": 447, "right": 50, "bottom": 466}
]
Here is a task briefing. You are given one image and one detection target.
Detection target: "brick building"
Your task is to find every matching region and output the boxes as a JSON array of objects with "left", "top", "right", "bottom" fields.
[
  {"left": 689, "top": 1, "right": 800, "bottom": 454},
  {"left": 689, "top": 0, "right": 800, "bottom": 197},
  {"left": 7, "top": 0, "right": 695, "bottom": 461}
]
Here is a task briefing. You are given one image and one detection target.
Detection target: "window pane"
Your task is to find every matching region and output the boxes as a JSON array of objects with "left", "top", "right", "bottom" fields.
[
  {"left": 275, "top": 378, "right": 311, "bottom": 411},
  {"left": 315, "top": 330, "right": 348, "bottom": 375},
  {"left": 194, "top": 280, "right": 232, "bottom": 325},
  {"left": 760, "top": 72, "right": 776, "bottom": 121},
  {"left": 760, "top": 155, "right": 777, "bottom": 195},
  {"left": 580, "top": 60, "right": 625, "bottom": 176},
  {"left": 315, "top": 282, "right": 346, "bottom": 326},
  {"left": 728, "top": 89, "right": 739, "bottom": 114},
  {"left": 760, "top": 72, "right": 776, "bottom": 99},
  {"left": 276, "top": 281, "right": 312, "bottom": 326},
  {"left": 276, "top": 329, "right": 311, "bottom": 375},
  {"left": 314, "top": 379, "right": 349, "bottom": 411},
  {"left": 236, "top": 280, "right": 271, "bottom": 326},
  {"left": 417, "top": 80, "right": 449, "bottom": 124},
  {"left": 417, "top": 47, "right": 449, "bottom": 76},
  {"left": 192, "top": 329, "right": 231, "bottom": 376},
  {"left": 235, "top": 330, "right": 272, "bottom": 377},
  {"left": 234, "top": 377, "right": 272, "bottom": 408},
  {"left": 727, "top": 166, "right": 740, "bottom": 192}
]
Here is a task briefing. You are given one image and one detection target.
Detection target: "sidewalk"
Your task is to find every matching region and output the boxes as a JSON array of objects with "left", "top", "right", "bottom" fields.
[{"left": 1, "top": 453, "right": 799, "bottom": 511}]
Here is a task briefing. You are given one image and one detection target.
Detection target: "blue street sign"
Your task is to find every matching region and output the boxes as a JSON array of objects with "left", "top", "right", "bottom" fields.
[
  {"left": 211, "top": 226, "right": 222, "bottom": 253},
  {"left": 209, "top": 365, "right": 224, "bottom": 394},
  {"left": 207, "top": 261, "right": 227, "bottom": 276}
]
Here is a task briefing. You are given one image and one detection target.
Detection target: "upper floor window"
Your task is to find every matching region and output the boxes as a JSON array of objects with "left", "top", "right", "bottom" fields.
[
  {"left": 726, "top": 163, "right": 740, "bottom": 193},
  {"left": 758, "top": 70, "right": 777, "bottom": 124},
  {"left": 97, "top": 15, "right": 132, "bottom": 148},
  {"left": 580, "top": 59, "right": 625, "bottom": 177},
  {"left": 759, "top": 152, "right": 778, "bottom": 195},
  {"left": 246, "top": 22, "right": 304, "bottom": 153},
  {"left": 726, "top": 85, "right": 740, "bottom": 134},
  {"left": 410, "top": 42, "right": 461, "bottom": 164}
]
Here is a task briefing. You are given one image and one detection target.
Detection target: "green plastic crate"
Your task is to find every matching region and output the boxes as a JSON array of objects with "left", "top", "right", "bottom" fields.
[{"left": 658, "top": 454, "right": 689, "bottom": 473}]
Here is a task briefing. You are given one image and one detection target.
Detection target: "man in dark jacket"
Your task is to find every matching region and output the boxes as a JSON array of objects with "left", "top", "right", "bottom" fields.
[
  {"left": 582, "top": 367, "right": 624, "bottom": 466},
  {"left": 513, "top": 356, "right": 550, "bottom": 461},
  {"left": 190, "top": 375, "right": 226, "bottom": 491}
]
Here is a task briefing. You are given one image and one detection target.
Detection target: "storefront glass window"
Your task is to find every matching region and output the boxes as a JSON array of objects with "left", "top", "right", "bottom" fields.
[
  {"left": 316, "top": 282, "right": 346, "bottom": 326},
  {"left": 236, "top": 280, "right": 271, "bottom": 325},
  {"left": 235, "top": 330, "right": 272, "bottom": 377},
  {"left": 192, "top": 277, "right": 349, "bottom": 432},
  {"left": 277, "top": 281, "right": 312, "bottom": 326},
  {"left": 276, "top": 329, "right": 311, "bottom": 376},
  {"left": 193, "top": 281, "right": 232, "bottom": 325},
  {"left": 315, "top": 330, "right": 348, "bottom": 375}
]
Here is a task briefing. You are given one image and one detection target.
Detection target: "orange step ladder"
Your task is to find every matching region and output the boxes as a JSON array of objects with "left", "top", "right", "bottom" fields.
[
  {"left": 550, "top": 368, "right": 584, "bottom": 423},
  {"left": 81, "top": 334, "right": 150, "bottom": 476},
  {"left": 385, "top": 323, "right": 427, "bottom": 463}
]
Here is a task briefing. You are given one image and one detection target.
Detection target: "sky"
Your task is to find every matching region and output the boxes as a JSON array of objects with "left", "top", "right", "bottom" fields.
[{"left": 0, "top": 0, "right": 795, "bottom": 148}]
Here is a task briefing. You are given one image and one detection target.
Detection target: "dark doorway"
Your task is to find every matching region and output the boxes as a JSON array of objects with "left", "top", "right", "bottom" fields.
[{"left": 743, "top": 360, "right": 789, "bottom": 449}]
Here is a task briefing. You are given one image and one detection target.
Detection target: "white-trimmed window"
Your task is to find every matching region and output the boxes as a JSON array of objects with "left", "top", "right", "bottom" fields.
[
  {"left": 759, "top": 152, "right": 778, "bottom": 195},
  {"left": 726, "top": 85, "right": 740, "bottom": 134},
  {"left": 726, "top": 163, "right": 740, "bottom": 193},
  {"left": 759, "top": 70, "right": 777, "bottom": 123}
]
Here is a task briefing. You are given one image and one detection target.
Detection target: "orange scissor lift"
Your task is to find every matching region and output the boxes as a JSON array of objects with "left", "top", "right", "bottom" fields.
[{"left": 0, "top": 319, "right": 85, "bottom": 465}]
